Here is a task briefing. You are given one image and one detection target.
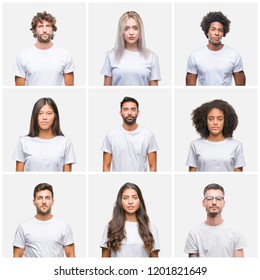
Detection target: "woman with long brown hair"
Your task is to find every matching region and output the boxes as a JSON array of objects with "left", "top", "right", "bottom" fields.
[{"left": 100, "top": 182, "right": 160, "bottom": 257}]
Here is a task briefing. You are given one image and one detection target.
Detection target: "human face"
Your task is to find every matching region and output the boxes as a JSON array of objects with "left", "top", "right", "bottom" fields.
[
  {"left": 120, "top": 101, "right": 139, "bottom": 125},
  {"left": 121, "top": 188, "right": 140, "bottom": 216},
  {"left": 33, "top": 190, "right": 54, "bottom": 215},
  {"left": 207, "top": 22, "right": 224, "bottom": 45},
  {"left": 35, "top": 20, "right": 53, "bottom": 43},
  {"left": 37, "top": 104, "right": 55, "bottom": 131},
  {"left": 207, "top": 108, "right": 224, "bottom": 137},
  {"left": 203, "top": 189, "right": 225, "bottom": 217},
  {"left": 123, "top": 17, "right": 140, "bottom": 47}
]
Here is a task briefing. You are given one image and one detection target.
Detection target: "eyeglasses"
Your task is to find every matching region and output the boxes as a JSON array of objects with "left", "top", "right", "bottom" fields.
[{"left": 204, "top": 196, "right": 224, "bottom": 202}]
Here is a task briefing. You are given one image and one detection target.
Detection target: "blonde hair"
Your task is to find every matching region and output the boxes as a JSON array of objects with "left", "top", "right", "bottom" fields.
[{"left": 113, "top": 11, "right": 149, "bottom": 61}]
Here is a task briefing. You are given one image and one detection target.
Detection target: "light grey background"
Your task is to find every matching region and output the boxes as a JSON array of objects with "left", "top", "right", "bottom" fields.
[
  {"left": 88, "top": 173, "right": 172, "bottom": 258},
  {"left": 174, "top": 173, "right": 257, "bottom": 257},
  {"left": 174, "top": 88, "right": 258, "bottom": 172},
  {"left": 88, "top": 2, "right": 172, "bottom": 86},
  {"left": 3, "top": 2, "right": 86, "bottom": 86},
  {"left": 174, "top": 2, "right": 257, "bottom": 86},
  {"left": 88, "top": 88, "right": 172, "bottom": 172},
  {"left": 3, "top": 174, "right": 86, "bottom": 257},
  {"left": 2, "top": 88, "right": 86, "bottom": 172}
]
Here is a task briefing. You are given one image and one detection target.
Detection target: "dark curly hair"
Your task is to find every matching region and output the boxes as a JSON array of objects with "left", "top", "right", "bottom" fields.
[
  {"left": 30, "top": 11, "right": 57, "bottom": 38},
  {"left": 192, "top": 99, "right": 238, "bottom": 138},
  {"left": 200, "top": 11, "right": 231, "bottom": 38},
  {"left": 106, "top": 182, "right": 155, "bottom": 253}
]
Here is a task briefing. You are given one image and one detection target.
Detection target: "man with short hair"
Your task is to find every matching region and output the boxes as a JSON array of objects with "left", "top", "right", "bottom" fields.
[
  {"left": 13, "top": 183, "right": 75, "bottom": 257},
  {"left": 102, "top": 96, "right": 158, "bottom": 171},
  {"left": 14, "top": 11, "right": 74, "bottom": 86},
  {"left": 186, "top": 11, "right": 246, "bottom": 86},
  {"left": 184, "top": 183, "right": 246, "bottom": 257}
]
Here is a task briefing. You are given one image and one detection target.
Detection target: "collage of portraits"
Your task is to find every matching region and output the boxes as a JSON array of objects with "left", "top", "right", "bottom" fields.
[{"left": 0, "top": 0, "right": 258, "bottom": 262}]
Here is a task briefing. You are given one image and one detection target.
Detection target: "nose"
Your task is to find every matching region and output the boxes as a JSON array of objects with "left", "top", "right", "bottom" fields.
[
  {"left": 129, "top": 28, "right": 134, "bottom": 35},
  {"left": 128, "top": 197, "right": 133, "bottom": 204},
  {"left": 43, "top": 26, "right": 47, "bottom": 32}
]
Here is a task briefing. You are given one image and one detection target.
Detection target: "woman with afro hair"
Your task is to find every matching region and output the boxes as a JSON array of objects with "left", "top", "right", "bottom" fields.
[
  {"left": 186, "top": 99, "right": 245, "bottom": 171},
  {"left": 186, "top": 11, "right": 246, "bottom": 86},
  {"left": 100, "top": 182, "right": 160, "bottom": 257}
]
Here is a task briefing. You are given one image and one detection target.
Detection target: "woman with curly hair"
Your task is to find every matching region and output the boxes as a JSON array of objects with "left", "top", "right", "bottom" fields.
[
  {"left": 12, "top": 97, "right": 76, "bottom": 172},
  {"left": 186, "top": 99, "right": 245, "bottom": 171},
  {"left": 186, "top": 11, "right": 246, "bottom": 86},
  {"left": 101, "top": 11, "right": 161, "bottom": 86},
  {"left": 100, "top": 182, "right": 160, "bottom": 257}
]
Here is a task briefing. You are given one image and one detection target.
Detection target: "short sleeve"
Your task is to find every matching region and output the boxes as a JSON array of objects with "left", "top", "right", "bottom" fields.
[
  {"left": 14, "top": 55, "right": 26, "bottom": 78},
  {"left": 101, "top": 133, "right": 112, "bottom": 154},
  {"left": 63, "top": 52, "right": 75, "bottom": 74},
  {"left": 233, "top": 53, "right": 244, "bottom": 73},
  {"left": 150, "top": 53, "right": 161, "bottom": 81},
  {"left": 186, "top": 142, "right": 198, "bottom": 168},
  {"left": 13, "top": 224, "right": 25, "bottom": 249},
  {"left": 186, "top": 53, "right": 198, "bottom": 74},
  {"left": 64, "top": 139, "right": 76, "bottom": 165},
  {"left": 184, "top": 231, "right": 199, "bottom": 254},
  {"left": 234, "top": 142, "right": 246, "bottom": 168},
  {"left": 12, "top": 138, "right": 25, "bottom": 163},
  {"left": 150, "top": 224, "right": 160, "bottom": 252},
  {"left": 101, "top": 54, "right": 112, "bottom": 77},
  {"left": 100, "top": 225, "right": 109, "bottom": 248},
  {"left": 63, "top": 224, "right": 74, "bottom": 246},
  {"left": 147, "top": 133, "right": 159, "bottom": 153}
]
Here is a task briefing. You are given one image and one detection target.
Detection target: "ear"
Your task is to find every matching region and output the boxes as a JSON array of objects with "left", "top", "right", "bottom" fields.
[
  {"left": 119, "top": 110, "right": 122, "bottom": 117},
  {"left": 33, "top": 199, "right": 36, "bottom": 206},
  {"left": 202, "top": 199, "right": 206, "bottom": 208}
]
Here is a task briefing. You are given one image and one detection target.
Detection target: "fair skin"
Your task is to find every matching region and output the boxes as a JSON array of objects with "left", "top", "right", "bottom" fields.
[
  {"left": 104, "top": 17, "right": 158, "bottom": 86},
  {"left": 16, "top": 104, "right": 72, "bottom": 172},
  {"left": 102, "top": 188, "right": 158, "bottom": 258},
  {"left": 189, "top": 188, "right": 244, "bottom": 258},
  {"left": 189, "top": 108, "right": 242, "bottom": 172},
  {"left": 186, "top": 21, "right": 246, "bottom": 86},
  {"left": 103, "top": 101, "right": 157, "bottom": 171},
  {"left": 13, "top": 189, "right": 75, "bottom": 257},
  {"left": 15, "top": 20, "right": 74, "bottom": 86}
]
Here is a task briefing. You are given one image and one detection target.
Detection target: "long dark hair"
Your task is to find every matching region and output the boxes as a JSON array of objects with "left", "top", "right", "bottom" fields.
[
  {"left": 28, "top": 97, "right": 64, "bottom": 137},
  {"left": 106, "top": 182, "right": 155, "bottom": 252}
]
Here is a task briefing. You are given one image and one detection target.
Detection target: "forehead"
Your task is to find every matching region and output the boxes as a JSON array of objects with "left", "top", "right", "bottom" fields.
[
  {"left": 36, "top": 20, "right": 51, "bottom": 26},
  {"left": 39, "top": 103, "right": 53, "bottom": 111},
  {"left": 207, "top": 108, "right": 224, "bottom": 116},
  {"left": 121, "top": 101, "right": 137, "bottom": 109},
  {"left": 209, "top": 21, "right": 224, "bottom": 29},
  {"left": 35, "top": 189, "right": 52, "bottom": 197},
  {"left": 125, "top": 17, "right": 138, "bottom": 26},
  {"left": 122, "top": 188, "right": 138, "bottom": 196},
  {"left": 205, "top": 189, "right": 224, "bottom": 197}
]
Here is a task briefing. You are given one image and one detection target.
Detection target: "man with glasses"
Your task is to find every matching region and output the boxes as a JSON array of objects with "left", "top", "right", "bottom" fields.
[{"left": 184, "top": 183, "right": 246, "bottom": 257}]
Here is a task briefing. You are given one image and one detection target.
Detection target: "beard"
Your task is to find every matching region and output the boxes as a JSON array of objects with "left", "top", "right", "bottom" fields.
[
  {"left": 36, "top": 206, "right": 52, "bottom": 216},
  {"left": 37, "top": 33, "right": 53, "bottom": 43},
  {"left": 122, "top": 115, "right": 137, "bottom": 126}
]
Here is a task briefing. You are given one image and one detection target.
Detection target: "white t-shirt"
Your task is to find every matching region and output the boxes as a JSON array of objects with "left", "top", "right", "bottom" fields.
[
  {"left": 14, "top": 44, "right": 74, "bottom": 86},
  {"left": 101, "top": 49, "right": 161, "bottom": 85},
  {"left": 186, "top": 138, "right": 245, "bottom": 171},
  {"left": 186, "top": 45, "right": 244, "bottom": 86},
  {"left": 184, "top": 221, "right": 246, "bottom": 257},
  {"left": 100, "top": 221, "right": 160, "bottom": 257},
  {"left": 12, "top": 136, "right": 76, "bottom": 171},
  {"left": 101, "top": 125, "right": 159, "bottom": 171},
  {"left": 13, "top": 216, "right": 74, "bottom": 258}
]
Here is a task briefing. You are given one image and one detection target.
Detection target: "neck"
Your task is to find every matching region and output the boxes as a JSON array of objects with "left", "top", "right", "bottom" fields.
[
  {"left": 38, "top": 129, "right": 55, "bottom": 139},
  {"left": 207, "top": 40, "right": 224, "bottom": 51},
  {"left": 122, "top": 123, "right": 138, "bottom": 131},
  {"left": 125, "top": 213, "right": 137, "bottom": 222},
  {"left": 206, "top": 133, "right": 225, "bottom": 142},
  {"left": 205, "top": 215, "right": 223, "bottom": 226},
  {"left": 35, "top": 40, "right": 53, "bottom": 50},
  {"left": 125, "top": 42, "right": 139, "bottom": 52},
  {"left": 35, "top": 213, "right": 53, "bottom": 221}
]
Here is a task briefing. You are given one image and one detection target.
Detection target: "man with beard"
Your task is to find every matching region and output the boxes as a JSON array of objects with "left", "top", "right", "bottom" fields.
[
  {"left": 185, "top": 11, "right": 246, "bottom": 86},
  {"left": 14, "top": 11, "right": 74, "bottom": 86},
  {"left": 13, "top": 183, "right": 75, "bottom": 257},
  {"left": 101, "top": 96, "right": 158, "bottom": 171},
  {"left": 184, "top": 183, "right": 246, "bottom": 257}
]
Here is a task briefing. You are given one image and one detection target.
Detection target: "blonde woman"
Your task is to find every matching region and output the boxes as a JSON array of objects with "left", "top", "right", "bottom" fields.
[{"left": 101, "top": 11, "right": 161, "bottom": 86}]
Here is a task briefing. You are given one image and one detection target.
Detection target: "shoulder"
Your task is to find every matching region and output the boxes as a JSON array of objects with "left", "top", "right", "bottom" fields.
[
  {"left": 189, "top": 46, "right": 207, "bottom": 56},
  {"left": 225, "top": 138, "right": 242, "bottom": 146},
  {"left": 190, "top": 137, "right": 204, "bottom": 145}
]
